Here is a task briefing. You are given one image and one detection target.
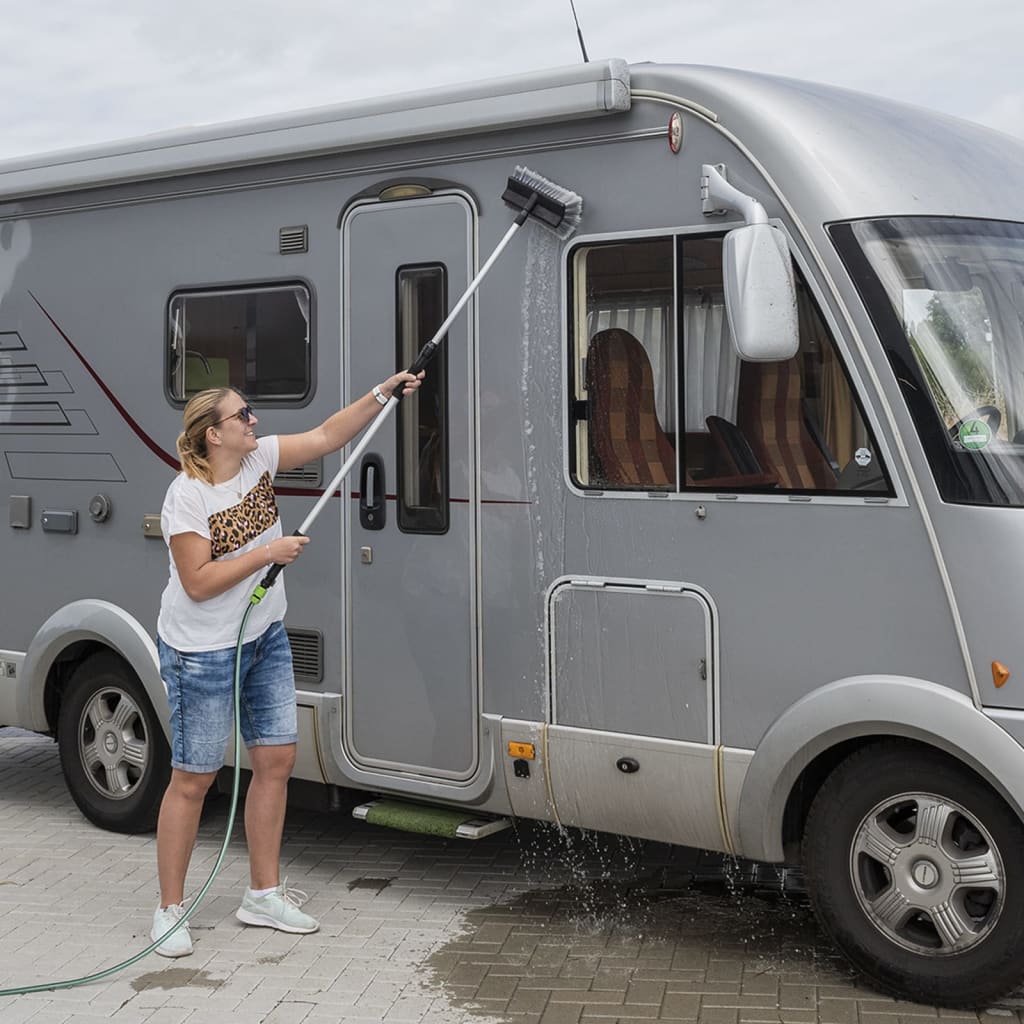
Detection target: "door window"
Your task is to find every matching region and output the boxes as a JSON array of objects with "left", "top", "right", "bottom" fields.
[
  {"left": 396, "top": 265, "right": 449, "bottom": 533},
  {"left": 569, "top": 235, "right": 892, "bottom": 496}
]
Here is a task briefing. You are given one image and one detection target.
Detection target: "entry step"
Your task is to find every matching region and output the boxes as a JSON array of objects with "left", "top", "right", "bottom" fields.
[{"left": 352, "top": 799, "right": 512, "bottom": 840}]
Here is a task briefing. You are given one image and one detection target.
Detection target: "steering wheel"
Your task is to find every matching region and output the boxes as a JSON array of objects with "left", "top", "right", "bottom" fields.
[{"left": 949, "top": 405, "right": 1001, "bottom": 441}]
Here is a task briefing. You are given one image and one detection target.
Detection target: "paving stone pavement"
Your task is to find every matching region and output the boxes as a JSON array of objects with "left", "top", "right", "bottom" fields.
[{"left": 1, "top": 726, "right": 1022, "bottom": 1024}]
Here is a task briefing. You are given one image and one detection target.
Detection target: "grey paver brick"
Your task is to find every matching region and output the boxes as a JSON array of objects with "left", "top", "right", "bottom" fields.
[
  {"left": 627, "top": 981, "right": 669, "bottom": 1005},
  {"left": 661, "top": 993, "right": 702, "bottom": 1020},
  {"left": 508, "top": 988, "right": 553, "bottom": 1014},
  {"left": 702, "top": 995, "right": 786, "bottom": 1010},
  {"left": 816, "top": 997, "right": 859, "bottom": 1024},
  {"left": 549, "top": 990, "right": 626, "bottom": 1006},
  {"left": 698, "top": 1010, "right": 740, "bottom": 1024},
  {"left": 540, "top": 1003, "right": 585, "bottom": 1024},
  {"left": 139, "top": 1008, "right": 195, "bottom": 1024},
  {"left": 474, "top": 974, "right": 520, "bottom": 1001}
]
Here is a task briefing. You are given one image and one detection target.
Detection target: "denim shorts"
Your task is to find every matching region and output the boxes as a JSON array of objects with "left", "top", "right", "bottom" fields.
[{"left": 158, "top": 620, "right": 298, "bottom": 773}]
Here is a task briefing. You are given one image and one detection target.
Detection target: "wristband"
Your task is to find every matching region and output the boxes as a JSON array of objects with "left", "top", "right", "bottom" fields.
[
  {"left": 372, "top": 385, "right": 389, "bottom": 407},
  {"left": 265, "top": 544, "right": 273, "bottom": 564}
]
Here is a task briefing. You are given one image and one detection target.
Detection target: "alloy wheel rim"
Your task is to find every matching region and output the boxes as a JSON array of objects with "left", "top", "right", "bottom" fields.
[
  {"left": 850, "top": 790, "right": 1004, "bottom": 956},
  {"left": 77, "top": 687, "right": 149, "bottom": 801}
]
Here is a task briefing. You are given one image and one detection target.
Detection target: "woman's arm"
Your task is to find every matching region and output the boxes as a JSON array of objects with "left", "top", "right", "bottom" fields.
[
  {"left": 170, "top": 531, "right": 310, "bottom": 603},
  {"left": 277, "top": 370, "right": 423, "bottom": 473}
]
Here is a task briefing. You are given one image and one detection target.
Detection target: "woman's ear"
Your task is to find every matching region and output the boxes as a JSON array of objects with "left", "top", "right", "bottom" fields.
[{"left": 206, "top": 426, "right": 221, "bottom": 447}]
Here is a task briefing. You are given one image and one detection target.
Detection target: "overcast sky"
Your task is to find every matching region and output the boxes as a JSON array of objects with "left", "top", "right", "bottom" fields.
[{"left": 1, "top": 0, "right": 1021, "bottom": 162}]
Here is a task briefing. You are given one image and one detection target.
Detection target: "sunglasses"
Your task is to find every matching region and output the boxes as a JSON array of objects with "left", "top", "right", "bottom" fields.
[{"left": 214, "top": 403, "right": 255, "bottom": 426}]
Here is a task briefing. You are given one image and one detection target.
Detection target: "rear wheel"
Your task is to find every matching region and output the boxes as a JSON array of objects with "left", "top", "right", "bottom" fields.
[
  {"left": 57, "top": 651, "right": 171, "bottom": 833},
  {"left": 803, "top": 742, "right": 1024, "bottom": 1007}
]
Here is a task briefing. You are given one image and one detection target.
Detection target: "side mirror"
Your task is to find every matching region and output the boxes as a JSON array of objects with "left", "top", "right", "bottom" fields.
[{"left": 722, "top": 223, "right": 800, "bottom": 362}]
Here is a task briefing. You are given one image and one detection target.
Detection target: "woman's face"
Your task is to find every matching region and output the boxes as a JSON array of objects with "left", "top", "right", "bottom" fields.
[{"left": 210, "top": 395, "right": 258, "bottom": 457}]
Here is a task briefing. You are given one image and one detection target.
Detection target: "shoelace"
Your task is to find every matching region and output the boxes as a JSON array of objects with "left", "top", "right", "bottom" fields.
[{"left": 277, "top": 880, "right": 310, "bottom": 908}]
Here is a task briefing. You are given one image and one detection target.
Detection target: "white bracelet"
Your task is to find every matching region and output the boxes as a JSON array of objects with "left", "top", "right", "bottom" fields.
[
  {"left": 265, "top": 544, "right": 273, "bottom": 564},
  {"left": 372, "top": 384, "right": 389, "bottom": 407}
]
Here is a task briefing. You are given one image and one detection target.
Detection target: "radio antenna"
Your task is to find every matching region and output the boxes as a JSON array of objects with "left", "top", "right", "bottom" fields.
[{"left": 568, "top": 0, "right": 590, "bottom": 63}]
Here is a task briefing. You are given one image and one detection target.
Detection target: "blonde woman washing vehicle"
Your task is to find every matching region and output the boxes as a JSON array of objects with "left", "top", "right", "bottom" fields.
[{"left": 152, "top": 372, "right": 422, "bottom": 957}]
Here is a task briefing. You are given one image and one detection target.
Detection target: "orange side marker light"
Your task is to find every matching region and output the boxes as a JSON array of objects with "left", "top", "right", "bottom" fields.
[
  {"left": 992, "top": 661, "right": 1011, "bottom": 688},
  {"left": 507, "top": 741, "right": 535, "bottom": 760}
]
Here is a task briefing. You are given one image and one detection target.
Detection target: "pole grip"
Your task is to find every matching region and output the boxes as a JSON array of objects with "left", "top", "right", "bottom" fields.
[
  {"left": 393, "top": 342, "right": 439, "bottom": 402},
  {"left": 258, "top": 529, "right": 305, "bottom": 590}
]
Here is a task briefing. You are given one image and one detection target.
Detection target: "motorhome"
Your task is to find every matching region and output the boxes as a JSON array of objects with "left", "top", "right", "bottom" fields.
[{"left": 2, "top": 58, "right": 1023, "bottom": 1005}]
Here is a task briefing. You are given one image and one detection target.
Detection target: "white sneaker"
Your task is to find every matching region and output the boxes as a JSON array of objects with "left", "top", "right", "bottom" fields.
[
  {"left": 236, "top": 881, "right": 319, "bottom": 933},
  {"left": 151, "top": 902, "right": 193, "bottom": 958}
]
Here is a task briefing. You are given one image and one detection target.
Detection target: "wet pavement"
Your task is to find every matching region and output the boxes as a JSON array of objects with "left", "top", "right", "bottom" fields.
[{"left": 0, "top": 726, "right": 1021, "bottom": 1023}]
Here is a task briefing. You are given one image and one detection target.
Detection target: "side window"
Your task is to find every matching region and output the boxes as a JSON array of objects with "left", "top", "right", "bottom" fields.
[
  {"left": 569, "top": 235, "right": 892, "bottom": 496},
  {"left": 168, "top": 283, "right": 310, "bottom": 401},
  {"left": 396, "top": 265, "right": 449, "bottom": 534},
  {"left": 570, "top": 239, "right": 677, "bottom": 490}
]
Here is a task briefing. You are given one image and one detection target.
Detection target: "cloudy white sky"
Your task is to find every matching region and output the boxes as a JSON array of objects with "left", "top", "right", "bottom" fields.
[{"left": 1, "top": 0, "right": 1021, "bottom": 161}]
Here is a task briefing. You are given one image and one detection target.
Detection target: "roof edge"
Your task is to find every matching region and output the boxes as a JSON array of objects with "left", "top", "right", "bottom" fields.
[{"left": 0, "top": 59, "right": 630, "bottom": 203}]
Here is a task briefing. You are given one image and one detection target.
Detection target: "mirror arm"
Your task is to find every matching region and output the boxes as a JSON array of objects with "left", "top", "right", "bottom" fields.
[{"left": 701, "top": 164, "right": 768, "bottom": 225}]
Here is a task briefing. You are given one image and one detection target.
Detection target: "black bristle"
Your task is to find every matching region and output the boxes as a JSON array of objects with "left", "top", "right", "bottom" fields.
[{"left": 502, "top": 165, "right": 583, "bottom": 239}]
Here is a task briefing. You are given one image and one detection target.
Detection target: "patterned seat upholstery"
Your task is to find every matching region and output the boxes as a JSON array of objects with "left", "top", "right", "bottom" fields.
[
  {"left": 736, "top": 359, "right": 835, "bottom": 490},
  {"left": 586, "top": 328, "right": 676, "bottom": 489}
]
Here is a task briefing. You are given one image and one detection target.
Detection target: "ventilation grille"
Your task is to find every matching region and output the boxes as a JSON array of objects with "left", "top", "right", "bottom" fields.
[
  {"left": 275, "top": 458, "right": 322, "bottom": 487},
  {"left": 279, "top": 225, "right": 308, "bottom": 254},
  {"left": 286, "top": 628, "right": 324, "bottom": 684}
]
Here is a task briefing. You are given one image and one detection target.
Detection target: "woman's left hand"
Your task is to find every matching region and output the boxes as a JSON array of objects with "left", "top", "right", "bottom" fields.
[{"left": 380, "top": 370, "right": 425, "bottom": 400}]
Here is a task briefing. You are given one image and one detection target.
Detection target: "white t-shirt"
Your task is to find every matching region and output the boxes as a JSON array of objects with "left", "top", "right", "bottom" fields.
[{"left": 157, "top": 435, "right": 287, "bottom": 652}]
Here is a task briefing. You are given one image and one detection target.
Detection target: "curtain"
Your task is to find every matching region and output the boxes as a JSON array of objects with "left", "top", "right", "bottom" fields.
[{"left": 682, "top": 292, "right": 738, "bottom": 432}]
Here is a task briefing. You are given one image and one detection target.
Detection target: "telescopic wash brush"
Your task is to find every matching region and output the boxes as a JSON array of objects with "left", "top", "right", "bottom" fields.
[{"left": 0, "top": 165, "right": 583, "bottom": 997}]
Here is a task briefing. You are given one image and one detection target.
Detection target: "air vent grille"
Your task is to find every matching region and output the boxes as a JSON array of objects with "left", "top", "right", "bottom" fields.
[
  {"left": 279, "top": 225, "right": 308, "bottom": 254},
  {"left": 286, "top": 628, "right": 324, "bottom": 684},
  {"left": 275, "top": 458, "right": 322, "bottom": 487}
]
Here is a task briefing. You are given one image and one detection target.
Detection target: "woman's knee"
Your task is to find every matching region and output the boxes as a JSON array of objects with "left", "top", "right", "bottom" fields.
[
  {"left": 249, "top": 743, "right": 296, "bottom": 781},
  {"left": 168, "top": 768, "right": 218, "bottom": 802}
]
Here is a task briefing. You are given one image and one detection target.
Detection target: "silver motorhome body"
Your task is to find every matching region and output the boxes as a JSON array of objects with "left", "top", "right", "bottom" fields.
[{"left": 3, "top": 59, "right": 1024, "bottom": 1005}]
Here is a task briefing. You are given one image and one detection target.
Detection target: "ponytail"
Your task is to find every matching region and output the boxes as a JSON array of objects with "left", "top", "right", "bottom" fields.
[{"left": 177, "top": 387, "right": 239, "bottom": 483}]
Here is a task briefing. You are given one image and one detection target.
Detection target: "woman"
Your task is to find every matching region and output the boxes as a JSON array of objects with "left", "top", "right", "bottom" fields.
[{"left": 152, "top": 371, "right": 422, "bottom": 957}]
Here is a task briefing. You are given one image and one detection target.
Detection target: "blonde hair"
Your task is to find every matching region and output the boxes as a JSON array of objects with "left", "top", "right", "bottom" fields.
[{"left": 176, "top": 387, "right": 242, "bottom": 483}]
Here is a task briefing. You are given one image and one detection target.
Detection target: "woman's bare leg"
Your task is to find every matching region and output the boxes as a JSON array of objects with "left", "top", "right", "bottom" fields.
[
  {"left": 244, "top": 744, "right": 296, "bottom": 890},
  {"left": 156, "top": 768, "right": 218, "bottom": 906}
]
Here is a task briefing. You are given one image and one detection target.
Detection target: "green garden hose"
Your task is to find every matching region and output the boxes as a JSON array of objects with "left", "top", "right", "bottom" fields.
[{"left": 0, "top": 596, "right": 259, "bottom": 997}]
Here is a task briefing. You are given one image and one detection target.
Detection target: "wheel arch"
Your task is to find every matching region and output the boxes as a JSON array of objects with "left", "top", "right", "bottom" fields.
[
  {"left": 737, "top": 675, "right": 1024, "bottom": 862},
  {"left": 20, "top": 600, "right": 168, "bottom": 739}
]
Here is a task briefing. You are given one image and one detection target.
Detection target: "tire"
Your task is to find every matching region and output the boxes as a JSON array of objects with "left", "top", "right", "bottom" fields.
[
  {"left": 57, "top": 651, "right": 171, "bottom": 834},
  {"left": 803, "top": 742, "right": 1024, "bottom": 1007}
]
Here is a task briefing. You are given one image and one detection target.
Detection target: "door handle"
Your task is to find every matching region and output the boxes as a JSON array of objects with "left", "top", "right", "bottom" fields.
[{"left": 359, "top": 453, "right": 386, "bottom": 531}]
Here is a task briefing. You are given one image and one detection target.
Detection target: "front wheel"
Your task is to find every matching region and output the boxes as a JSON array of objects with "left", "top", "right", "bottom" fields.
[
  {"left": 803, "top": 742, "right": 1024, "bottom": 1007},
  {"left": 57, "top": 651, "right": 171, "bottom": 833}
]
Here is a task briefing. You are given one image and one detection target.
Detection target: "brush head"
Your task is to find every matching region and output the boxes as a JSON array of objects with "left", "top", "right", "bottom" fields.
[{"left": 503, "top": 166, "right": 583, "bottom": 240}]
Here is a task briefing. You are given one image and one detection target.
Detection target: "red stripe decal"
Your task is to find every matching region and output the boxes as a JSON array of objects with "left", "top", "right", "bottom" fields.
[{"left": 30, "top": 292, "right": 179, "bottom": 470}]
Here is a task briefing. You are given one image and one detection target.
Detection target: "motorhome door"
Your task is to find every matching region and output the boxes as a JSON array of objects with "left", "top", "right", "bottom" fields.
[{"left": 342, "top": 194, "right": 478, "bottom": 781}]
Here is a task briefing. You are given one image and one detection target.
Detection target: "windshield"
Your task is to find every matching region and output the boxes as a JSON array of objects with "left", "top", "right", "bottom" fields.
[{"left": 831, "top": 217, "right": 1024, "bottom": 506}]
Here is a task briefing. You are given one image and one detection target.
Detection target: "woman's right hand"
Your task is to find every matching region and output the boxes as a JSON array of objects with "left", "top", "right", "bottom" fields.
[{"left": 265, "top": 535, "right": 310, "bottom": 565}]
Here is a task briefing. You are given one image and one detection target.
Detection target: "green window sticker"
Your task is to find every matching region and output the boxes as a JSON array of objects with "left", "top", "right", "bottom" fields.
[{"left": 958, "top": 419, "right": 993, "bottom": 451}]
